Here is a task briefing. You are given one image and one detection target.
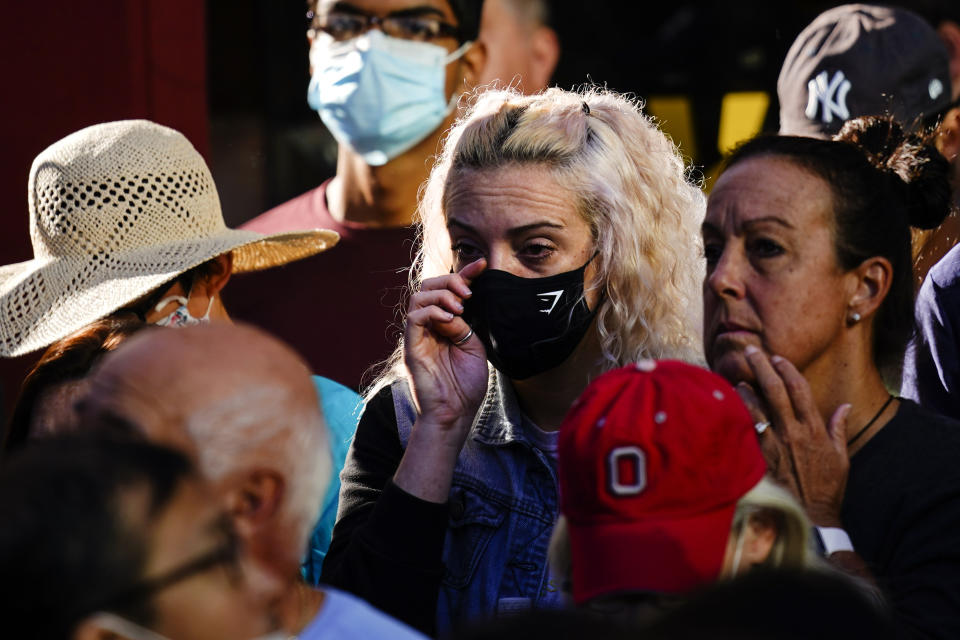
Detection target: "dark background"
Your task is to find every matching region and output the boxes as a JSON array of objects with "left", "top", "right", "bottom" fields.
[{"left": 0, "top": 0, "right": 868, "bottom": 418}]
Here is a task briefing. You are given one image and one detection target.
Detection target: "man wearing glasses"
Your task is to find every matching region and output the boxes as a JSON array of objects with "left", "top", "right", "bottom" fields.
[
  {"left": 232, "top": 0, "right": 487, "bottom": 392},
  {"left": 0, "top": 436, "right": 288, "bottom": 640},
  {"left": 78, "top": 324, "right": 427, "bottom": 639}
]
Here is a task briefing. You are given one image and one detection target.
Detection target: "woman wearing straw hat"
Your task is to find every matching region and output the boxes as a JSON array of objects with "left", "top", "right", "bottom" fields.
[
  {"left": 0, "top": 119, "right": 355, "bottom": 575},
  {"left": 0, "top": 119, "right": 338, "bottom": 357}
]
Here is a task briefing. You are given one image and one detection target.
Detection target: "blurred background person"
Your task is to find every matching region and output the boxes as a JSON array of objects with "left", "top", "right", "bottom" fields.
[
  {"left": 642, "top": 569, "right": 893, "bottom": 640},
  {"left": 446, "top": 572, "right": 892, "bottom": 640},
  {"left": 0, "top": 435, "right": 287, "bottom": 640},
  {"left": 0, "top": 119, "right": 337, "bottom": 363},
  {"left": 443, "top": 609, "right": 639, "bottom": 640},
  {"left": 227, "top": 0, "right": 486, "bottom": 392},
  {"left": 703, "top": 116, "right": 960, "bottom": 637},
  {"left": 910, "top": 1, "right": 960, "bottom": 102},
  {"left": 80, "top": 323, "right": 425, "bottom": 639},
  {"left": 549, "top": 360, "right": 825, "bottom": 621},
  {"left": 776, "top": 4, "right": 960, "bottom": 285},
  {"left": 899, "top": 4, "right": 960, "bottom": 422},
  {"left": 475, "top": 0, "right": 558, "bottom": 93},
  {"left": 322, "top": 86, "right": 705, "bottom": 635}
]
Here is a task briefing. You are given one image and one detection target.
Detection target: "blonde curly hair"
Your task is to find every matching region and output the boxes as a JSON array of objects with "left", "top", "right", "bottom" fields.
[{"left": 369, "top": 86, "right": 705, "bottom": 396}]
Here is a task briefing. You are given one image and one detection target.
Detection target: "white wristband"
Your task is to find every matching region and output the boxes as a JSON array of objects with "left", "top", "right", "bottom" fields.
[{"left": 816, "top": 526, "right": 854, "bottom": 555}]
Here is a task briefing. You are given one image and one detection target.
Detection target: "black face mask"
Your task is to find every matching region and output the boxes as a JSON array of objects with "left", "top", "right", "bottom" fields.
[{"left": 462, "top": 256, "right": 600, "bottom": 380}]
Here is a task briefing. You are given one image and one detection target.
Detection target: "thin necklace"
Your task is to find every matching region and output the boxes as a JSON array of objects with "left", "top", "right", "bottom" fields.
[{"left": 847, "top": 394, "right": 895, "bottom": 446}]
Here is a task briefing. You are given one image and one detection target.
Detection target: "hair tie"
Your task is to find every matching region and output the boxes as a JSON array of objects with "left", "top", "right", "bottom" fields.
[{"left": 581, "top": 101, "right": 591, "bottom": 115}]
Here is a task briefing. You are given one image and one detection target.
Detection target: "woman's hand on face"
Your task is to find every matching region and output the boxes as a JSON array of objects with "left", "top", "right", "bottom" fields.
[
  {"left": 404, "top": 258, "right": 489, "bottom": 444},
  {"left": 736, "top": 345, "right": 852, "bottom": 527}
]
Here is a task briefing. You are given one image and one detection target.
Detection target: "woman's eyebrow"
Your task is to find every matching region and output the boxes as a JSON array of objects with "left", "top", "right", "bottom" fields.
[
  {"left": 701, "top": 216, "right": 794, "bottom": 236},
  {"left": 506, "top": 222, "right": 565, "bottom": 237},
  {"left": 447, "top": 219, "right": 565, "bottom": 237},
  {"left": 447, "top": 218, "right": 476, "bottom": 233},
  {"left": 742, "top": 216, "right": 795, "bottom": 230}
]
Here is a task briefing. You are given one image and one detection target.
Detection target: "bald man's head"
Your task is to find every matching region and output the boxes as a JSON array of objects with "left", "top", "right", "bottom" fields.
[{"left": 82, "top": 323, "right": 330, "bottom": 579}]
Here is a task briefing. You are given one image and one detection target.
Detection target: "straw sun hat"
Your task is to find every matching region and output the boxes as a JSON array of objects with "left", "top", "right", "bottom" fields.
[{"left": 0, "top": 120, "right": 339, "bottom": 357}]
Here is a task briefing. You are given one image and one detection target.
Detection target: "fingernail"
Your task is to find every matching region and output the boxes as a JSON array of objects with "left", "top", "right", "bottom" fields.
[
  {"left": 463, "top": 287, "right": 472, "bottom": 297},
  {"left": 444, "top": 311, "right": 454, "bottom": 320},
  {"left": 455, "top": 303, "right": 464, "bottom": 312},
  {"left": 744, "top": 345, "right": 759, "bottom": 355},
  {"left": 770, "top": 355, "right": 784, "bottom": 364}
]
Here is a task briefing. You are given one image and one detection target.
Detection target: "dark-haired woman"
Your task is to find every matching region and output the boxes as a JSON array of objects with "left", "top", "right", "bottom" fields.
[
  {"left": 2, "top": 314, "right": 146, "bottom": 453},
  {"left": 703, "top": 116, "right": 960, "bottom": 637}
]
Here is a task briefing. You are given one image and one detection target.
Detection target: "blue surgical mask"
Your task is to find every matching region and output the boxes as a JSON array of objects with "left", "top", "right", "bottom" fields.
[{"left": 307, "top": 30, "right": 471, "bottom": 166}]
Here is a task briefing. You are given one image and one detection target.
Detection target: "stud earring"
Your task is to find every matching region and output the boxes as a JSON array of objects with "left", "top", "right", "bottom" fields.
[{"left": 849, "top": 311, "right": 861, "bottom": 324}]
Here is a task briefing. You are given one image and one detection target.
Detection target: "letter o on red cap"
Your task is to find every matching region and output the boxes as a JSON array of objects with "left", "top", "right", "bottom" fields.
[{"left": 607, "top": 446, "right": 647, "bottom": 496}]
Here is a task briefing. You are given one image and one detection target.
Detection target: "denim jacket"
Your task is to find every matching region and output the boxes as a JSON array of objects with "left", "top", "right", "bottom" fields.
[{"left": 392, "top": 369, "right": 565, "bottom": 632}]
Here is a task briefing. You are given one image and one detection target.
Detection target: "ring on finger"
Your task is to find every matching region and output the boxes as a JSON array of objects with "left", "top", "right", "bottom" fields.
[
  {"left": 754, "top": 421, "right": 770, "bottom": 435},
  {"left": 453, "top": 328, "right": 474, "bottom": 346}
]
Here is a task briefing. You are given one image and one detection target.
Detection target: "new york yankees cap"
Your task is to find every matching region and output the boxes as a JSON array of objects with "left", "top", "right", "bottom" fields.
[
  {"left": 778, "top": 4, "right": 951, "bottom": 138},
  {"left": 557, "top": 360, "right": 767, "bottom": 604}
]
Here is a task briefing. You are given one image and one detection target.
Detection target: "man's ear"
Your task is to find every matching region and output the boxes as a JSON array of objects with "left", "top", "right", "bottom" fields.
[
  {"left": 937, "top": 21, "right": 960, "bottom": 100},
  {"left": 224, "top": 469, "right": 286, "bottom": 538},
  {"left": 847, "top": 256, "right": 893, "bottom": 324},
  {"left": 459, "top": 40, "right": 488, "bottom": 91},
  {"left": 527, "top": 26, "right": 560, "bottom": 92}
]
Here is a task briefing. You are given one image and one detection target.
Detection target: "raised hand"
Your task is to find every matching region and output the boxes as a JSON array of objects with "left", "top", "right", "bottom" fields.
[
  {"left": 396, "top": 259, "right": 489, "bottom": 503},
  {"left": 405, "top": 258, "right": 489, "bottom": 434},
  {"left": 736, "top": 345, "right": 851, "bottom": 527}
]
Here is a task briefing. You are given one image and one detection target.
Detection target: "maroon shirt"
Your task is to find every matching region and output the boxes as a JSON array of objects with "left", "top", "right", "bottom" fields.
[{"left": 229, "top": 181, "right": 416, "bottom": 390}]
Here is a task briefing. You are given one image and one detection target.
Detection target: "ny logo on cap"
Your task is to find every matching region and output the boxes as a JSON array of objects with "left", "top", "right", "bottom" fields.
[{"left": 805, "top": 70, "right": 851, "bottom": 124}]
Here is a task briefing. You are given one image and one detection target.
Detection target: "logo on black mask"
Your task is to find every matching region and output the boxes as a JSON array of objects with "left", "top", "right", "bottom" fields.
[{"left": 462, "top": 255, "right": 600, "bottom": 380}]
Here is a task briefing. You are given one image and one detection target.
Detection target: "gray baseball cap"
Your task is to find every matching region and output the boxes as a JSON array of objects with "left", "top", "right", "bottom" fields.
[{"left": 778, "top": 4, "right": 951, "bottom": 138}]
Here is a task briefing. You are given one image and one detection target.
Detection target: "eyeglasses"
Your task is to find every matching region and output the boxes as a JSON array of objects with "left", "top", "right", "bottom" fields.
[
  {"left": 86, "top": 516, "right": 242, "bottom": 614},
  {"left": 308, "top": 10, "right": 460, "bottom": 43}
]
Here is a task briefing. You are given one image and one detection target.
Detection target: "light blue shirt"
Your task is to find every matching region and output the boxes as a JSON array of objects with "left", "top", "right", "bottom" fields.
[{"left": 300, "top": 587, "right": 427, "bottom": 639}]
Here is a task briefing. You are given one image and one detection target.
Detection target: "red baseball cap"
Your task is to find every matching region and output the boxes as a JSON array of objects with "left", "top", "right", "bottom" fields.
[{"left": 558, "top": 360, "right": 767, "bottom": 604}]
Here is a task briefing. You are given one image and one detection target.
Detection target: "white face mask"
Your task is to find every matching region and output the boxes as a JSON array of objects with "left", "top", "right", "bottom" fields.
[
  {"left": 153, "top": 292, "right": 214, "bottom": 328},
  {"left": 89, "top": 612, "right": 291, "bottom": 640}
]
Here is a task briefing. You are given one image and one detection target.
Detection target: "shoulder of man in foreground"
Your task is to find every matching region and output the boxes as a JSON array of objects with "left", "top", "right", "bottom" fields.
[{"left": 300, "top": 586, "right": 429, "bottom": 639}]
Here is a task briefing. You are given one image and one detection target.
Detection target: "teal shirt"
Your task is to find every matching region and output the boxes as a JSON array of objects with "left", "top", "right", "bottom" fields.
[{"left": 302, "top": 375, "right": 363, "bottom": 585}]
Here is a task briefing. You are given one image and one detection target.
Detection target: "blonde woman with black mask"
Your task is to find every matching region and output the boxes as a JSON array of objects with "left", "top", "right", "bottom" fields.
[{"left": 322, "top": 87, "right": 705, "bottom": 635}]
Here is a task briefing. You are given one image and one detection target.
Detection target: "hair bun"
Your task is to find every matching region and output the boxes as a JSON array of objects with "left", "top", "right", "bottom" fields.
[{"left": 836, "top": 116, "right": 953, "bottom": 230}]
